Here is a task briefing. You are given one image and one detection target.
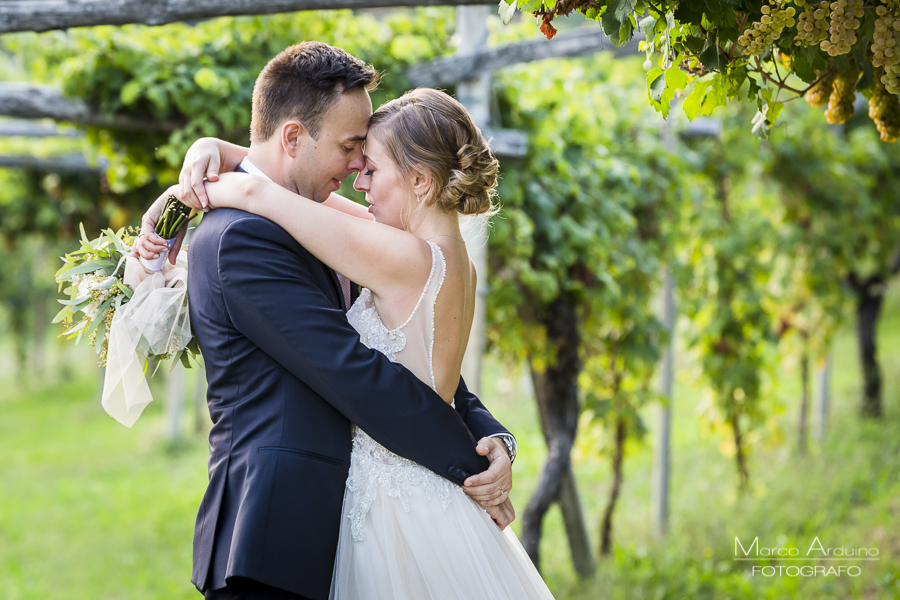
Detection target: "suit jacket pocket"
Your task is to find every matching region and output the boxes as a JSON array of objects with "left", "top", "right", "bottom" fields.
[{"left": 257, "top": 446, "right": 343, "bottom": 467}]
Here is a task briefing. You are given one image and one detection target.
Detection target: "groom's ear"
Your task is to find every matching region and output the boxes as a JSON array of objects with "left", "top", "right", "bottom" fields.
[{"left": 280, "top": 120, "right": 307, "bottom": 158}]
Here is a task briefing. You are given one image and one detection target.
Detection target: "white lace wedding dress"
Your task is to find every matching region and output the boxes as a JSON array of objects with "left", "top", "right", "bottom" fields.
[{"left": 328, "top": 241, "right": 555, "bottom": 600}]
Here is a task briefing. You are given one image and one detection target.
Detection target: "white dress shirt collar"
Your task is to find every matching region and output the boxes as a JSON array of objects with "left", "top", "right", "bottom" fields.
[{"left": 239, "top": 157, "right": 273, "bottom": 182}]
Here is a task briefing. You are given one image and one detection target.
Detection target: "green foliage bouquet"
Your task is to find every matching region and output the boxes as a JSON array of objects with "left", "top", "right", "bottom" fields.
[
  {"left": 54, "top": 223, "right": 200, "bottom": 427},
  {"left": 53, "top": 225, "right": 138, "bottom": 366}
]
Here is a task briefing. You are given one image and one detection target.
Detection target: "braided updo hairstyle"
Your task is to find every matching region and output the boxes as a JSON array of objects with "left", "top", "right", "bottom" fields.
[{"left": 367, "top": 88, "right": 499, "bottom": 218}]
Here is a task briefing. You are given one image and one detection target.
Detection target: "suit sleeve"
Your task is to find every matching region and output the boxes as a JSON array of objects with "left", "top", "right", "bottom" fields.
[
  {"left": 217, "top": 216, "right": 489, "bottom": 483},
  {"left": 453, "top": 377, "right": 512, "bottom": 441}
]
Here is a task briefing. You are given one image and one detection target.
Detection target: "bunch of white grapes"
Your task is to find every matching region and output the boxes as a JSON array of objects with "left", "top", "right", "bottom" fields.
[
  {"left": 804, "top": 70, "right": 835, "bottom": 107},
  {"left": 794, "top": 0, "right": 830, "bottom": 46},
  {"left": 824, "top": 66, "right": 860, "bottom": 124},
  {"left": 739, "top": 0, "right": 797, "bottom": 56},
  {"left": 872, "top": 4, "right": 900, "bottom": 95},
  {"left": 820, "top": 0, "right": 864, "bottom": 56},
  {"left": 869, "top": 68, "right": 900, "bottom": 141}
]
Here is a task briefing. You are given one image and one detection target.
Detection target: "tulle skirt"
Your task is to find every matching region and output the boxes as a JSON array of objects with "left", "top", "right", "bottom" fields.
[{"left": 328, "top": 429, "right": 555, "bottom": 600}]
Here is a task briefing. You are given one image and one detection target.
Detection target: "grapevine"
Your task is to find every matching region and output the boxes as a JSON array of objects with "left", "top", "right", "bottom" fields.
[{"left": 503, "top": 0, "right": 900, "bottom": 140}]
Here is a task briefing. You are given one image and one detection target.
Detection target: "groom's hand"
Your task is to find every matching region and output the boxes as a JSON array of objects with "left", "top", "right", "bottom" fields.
[{"left": 463, "top": 437, "right": 513, "bottom": 509}]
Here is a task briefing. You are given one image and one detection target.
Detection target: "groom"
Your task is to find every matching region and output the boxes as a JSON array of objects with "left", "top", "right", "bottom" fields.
[{"left": 141, "top": 43, "right": 516, "bottom": 600}]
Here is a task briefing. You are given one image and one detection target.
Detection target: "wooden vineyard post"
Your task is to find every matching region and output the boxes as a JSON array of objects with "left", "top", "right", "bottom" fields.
[
  {"left": 165, "top": 365, "right": 185, "bottom": 441},
  {"left": 653, "top": 266, "right": 675, "bottom": 538},
  {"left": 457, "top": 5, "right": 490, "bottom": 398},
  {"left": 814, "top": 354, "right": 831, "bottom": 443}
]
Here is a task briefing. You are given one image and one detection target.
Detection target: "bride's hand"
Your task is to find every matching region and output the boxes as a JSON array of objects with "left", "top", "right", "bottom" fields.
[
  {"left": 179, "top": 137, "right": 224, "bottom": 210},
  {"left": 201, "top": 172, "right": 257, "bottom": 211},
  {"left": 133, "top": 184, "right": 188, "bottom": 265},
  {"left": 485, "top": 498, "right": 516, "bottom": 530}
]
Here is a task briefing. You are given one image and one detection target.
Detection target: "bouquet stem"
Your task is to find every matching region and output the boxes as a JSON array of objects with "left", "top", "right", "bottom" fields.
[{"left": 140, "top": 195, "right": 193, "bottom": 272}]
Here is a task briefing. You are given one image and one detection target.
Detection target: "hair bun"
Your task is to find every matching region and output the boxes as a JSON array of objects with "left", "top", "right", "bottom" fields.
[
  {"left": 440, "top": 139, "right": 499, "bottom": 216},
  {"left": 368, "top": 88, "right": 501, "bottom": 219}
]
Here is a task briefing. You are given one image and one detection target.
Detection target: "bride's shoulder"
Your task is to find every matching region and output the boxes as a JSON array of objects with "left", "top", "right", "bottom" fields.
[{"left": 425, "top": 240, "right": 475, "bottom": 297}]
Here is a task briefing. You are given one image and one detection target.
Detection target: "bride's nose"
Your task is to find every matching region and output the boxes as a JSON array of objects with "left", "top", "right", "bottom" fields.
[{"left": 353, "top": 172, "right": 369, "bottom": 193}]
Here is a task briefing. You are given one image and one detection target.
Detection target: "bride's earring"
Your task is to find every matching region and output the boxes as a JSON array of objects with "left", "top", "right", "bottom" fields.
[{"left": 416, "top": 192, "right": 421, "bottom": 203}]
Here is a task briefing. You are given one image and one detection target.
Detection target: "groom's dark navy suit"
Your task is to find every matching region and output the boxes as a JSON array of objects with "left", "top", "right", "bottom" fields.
[{"left": 188, "top": 189, "right": 508, "bottom": 599}]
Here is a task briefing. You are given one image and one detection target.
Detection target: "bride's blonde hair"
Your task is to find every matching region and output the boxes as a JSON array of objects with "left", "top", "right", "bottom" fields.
[{"left": 368, "top": 88, "right": 499, "bottom": 220}]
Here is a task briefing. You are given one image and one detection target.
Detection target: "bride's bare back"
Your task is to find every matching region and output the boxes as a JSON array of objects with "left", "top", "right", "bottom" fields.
[{"left": 364, "top": 237, "right": 475, "bottom": 404}]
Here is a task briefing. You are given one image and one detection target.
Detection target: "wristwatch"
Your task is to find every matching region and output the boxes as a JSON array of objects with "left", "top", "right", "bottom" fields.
[{"left": 493, "top": 433, "right": 517, "bottom": 464}]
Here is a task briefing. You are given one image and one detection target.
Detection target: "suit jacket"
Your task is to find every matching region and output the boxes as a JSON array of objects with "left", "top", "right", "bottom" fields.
[{"left": 187, "top": 203, "right": 508, "bottom": 599}]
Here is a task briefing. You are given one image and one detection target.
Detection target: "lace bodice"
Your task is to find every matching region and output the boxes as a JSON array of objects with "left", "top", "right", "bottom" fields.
[{"left": 343, "top": 240, "right": 461, "bottom": 541}]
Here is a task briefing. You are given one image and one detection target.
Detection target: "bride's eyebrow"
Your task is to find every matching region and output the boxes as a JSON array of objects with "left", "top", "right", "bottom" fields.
[{"left": 363, "top": 154, "right": 378, "bottom": 167}]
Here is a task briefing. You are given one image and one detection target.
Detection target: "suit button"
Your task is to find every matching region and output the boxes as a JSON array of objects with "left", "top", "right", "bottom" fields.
[{"left": 448, "top": 466, "right": 472, "bottom": 482}]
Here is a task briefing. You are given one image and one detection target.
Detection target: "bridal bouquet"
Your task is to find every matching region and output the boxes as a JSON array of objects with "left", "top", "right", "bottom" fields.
[
  {"left": 54, "top": 196, "right": 199, "bottom": 427},
  {"left": 54, "top": 224, "right": 138, "bottom": 366}
]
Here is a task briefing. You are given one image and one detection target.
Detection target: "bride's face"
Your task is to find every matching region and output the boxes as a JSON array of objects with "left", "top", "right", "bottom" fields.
[{"left": 353, "top": 132, "right": 414, "bottom": 230}]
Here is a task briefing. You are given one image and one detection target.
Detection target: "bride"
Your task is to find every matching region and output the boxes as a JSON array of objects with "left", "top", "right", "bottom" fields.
[{"left": 137, "top": 88, "right": 554, "bottom": 600}]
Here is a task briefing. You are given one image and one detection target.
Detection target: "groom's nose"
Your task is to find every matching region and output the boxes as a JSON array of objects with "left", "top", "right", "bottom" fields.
[{"left": 347, "top": 147, "right": 365, "bottom": 173}]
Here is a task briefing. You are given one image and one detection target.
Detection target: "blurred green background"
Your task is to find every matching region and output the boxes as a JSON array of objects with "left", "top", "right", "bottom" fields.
[{"left": 0, "top": 6, "right": 899, "bottom": 600}]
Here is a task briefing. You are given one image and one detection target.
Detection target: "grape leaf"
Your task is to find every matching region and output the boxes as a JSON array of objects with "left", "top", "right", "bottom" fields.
[
  {"left": 666, "top": 64, "right": 689, "bottom": 94},
  {"left": 684, "top": 80, "right": 712, "bottom": 121},
  {"left": 498, "top": 0, "right": 517, "bottom": 25},
  {"left": 647, "top": 67, "right": 666, "bottom": 102},
  {"left": 639, "top": 15, "right": 657, "bottom": 38},
  {"left": 602, "top": 0, "right": 637, "bottom": 46},
  {"left": 857, "top": 53, "right": 874, "bottom": 92},
  {"left": 612, "top": 0, "right": 637, "bottom": 21},
  {"left": 790, "top": 48, "right": 816, "bottom": 84},
  {"left": 518, "top": 0, "right": 543, "bottom": 12},
  {"left": 684, "top": 72, "right": 728, "bottom": 120},
  {"left": 751, "top": 108, "right": 770, "bottom": 139},
  {"left": 674, "top": 2, "right": 705, "bottom": 25},
  {"left": 699, "top": 31, "right": 723, "bottom": 72},
  {"left": 768, "top": 100, "right": 784, "bottom": 125}
]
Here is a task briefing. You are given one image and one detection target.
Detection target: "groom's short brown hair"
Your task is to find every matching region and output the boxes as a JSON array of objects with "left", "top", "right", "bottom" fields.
[{"left": 250, "top": 42, "right": 379, "bottom": 143}]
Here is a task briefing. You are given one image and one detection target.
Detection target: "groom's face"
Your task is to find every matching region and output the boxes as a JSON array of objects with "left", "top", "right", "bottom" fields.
[{"left": 288, "top": 87, "right": 372, "bottom": 202}]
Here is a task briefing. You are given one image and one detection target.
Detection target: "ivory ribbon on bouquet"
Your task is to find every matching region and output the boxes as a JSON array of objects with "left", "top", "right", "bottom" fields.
[{"left": 102, "top": 255, "right": 191, "bottom": 427}]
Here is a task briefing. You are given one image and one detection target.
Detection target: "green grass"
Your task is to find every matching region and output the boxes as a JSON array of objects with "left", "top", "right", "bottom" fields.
[
  {"left": 0, "top": 371, "right": 208, "bottom": 600},
  {"left": 1, "top": 285, "right": 900, "bottom": 599}
]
